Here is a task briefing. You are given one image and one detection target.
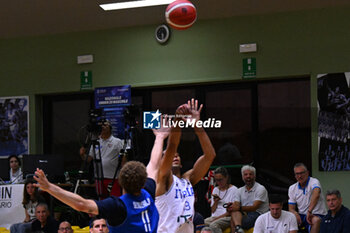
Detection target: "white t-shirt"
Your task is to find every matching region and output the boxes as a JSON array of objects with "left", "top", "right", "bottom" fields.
[
  {"left": 253, "top": 210, "right": 298, "bottom": 233},
  {"left": 211, "top": 185, "right": 238, "bottom": 217},
  {"left": 155, "top": 175, "right": 195, "bottom": 233},
  {"left": 10, "top": 168, "right": 24, "bottom": 184},
  {"left": 234, "top": 182, "right": 269, "bottom": 214},
  {"left": 288, "top": 177, "right": 327, "bottom": 215},
  {"left": 89, "top": 135, "right": 123, "bottom": 179},
  {"left": 25, "top": 200, "right": 38, "bottom": 221}
]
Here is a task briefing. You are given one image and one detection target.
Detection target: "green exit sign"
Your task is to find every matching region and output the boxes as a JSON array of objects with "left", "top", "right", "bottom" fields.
[
  {"left": 80, "top": 71, "right": 92, "bottom": 90},
  {"left": 242, "top": 58, "right": 256, "bottom": 78}
]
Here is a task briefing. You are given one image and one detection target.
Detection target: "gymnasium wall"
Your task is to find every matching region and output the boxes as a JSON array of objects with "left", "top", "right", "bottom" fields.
[{"left": 1, "top": 6, "right": 350, "bottom": 204}]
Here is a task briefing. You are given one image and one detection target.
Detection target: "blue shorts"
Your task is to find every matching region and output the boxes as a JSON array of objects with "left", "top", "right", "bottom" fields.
[
  {"left": 300, "top": 213, "right": 325, "bottom": 232},
  {"left": 242, "top": 211, "right": 260, "bottom": 229}
]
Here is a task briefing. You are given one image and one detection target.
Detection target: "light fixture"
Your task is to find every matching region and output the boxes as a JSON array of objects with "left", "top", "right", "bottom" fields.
[{"left": 100, "top": 0, "right": 175, "bottom": 11}]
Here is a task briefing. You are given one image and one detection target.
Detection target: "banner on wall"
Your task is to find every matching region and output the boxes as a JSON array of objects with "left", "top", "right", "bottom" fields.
[
  {"left": 318, "top": 73, "right": 350, "bottom": 171},
  {"left": 0, "top": 184, "right": 26, "bottom": 229},
  {"left": 94, "top": 85, "right": 131, "bottom": 139},
  {"left": 0, "top": 96, "right": 29, "bottom": 157}
]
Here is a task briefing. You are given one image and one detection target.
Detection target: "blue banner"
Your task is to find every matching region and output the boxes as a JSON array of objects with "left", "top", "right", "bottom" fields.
[
  {"left": 94, "top": 85, "right": 131, "bottom": 139},
  {"left": 104, "top": 107, "right": 126, "bottom": 139},
  {"left": 94, "top": 85, "right": 131, "bottom": 108}
]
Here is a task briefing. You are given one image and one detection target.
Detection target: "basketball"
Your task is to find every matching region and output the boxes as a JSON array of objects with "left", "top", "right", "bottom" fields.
[{"left": 165, "top": 0, "right": 197, "bottom": 30}]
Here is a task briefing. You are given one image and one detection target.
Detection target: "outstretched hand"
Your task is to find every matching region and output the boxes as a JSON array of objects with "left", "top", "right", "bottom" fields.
[
  {"left": 187, "top": 98, "right": 203, "bottom": 123},
  {"left": 33, "top": 168, "right": 50, "bottom": 191},
  {"left": 152, "top": 115, "right": 171, "bottom": 139},
  {"left": 175, "top": 98, "right": 203, "bottom": 123}
]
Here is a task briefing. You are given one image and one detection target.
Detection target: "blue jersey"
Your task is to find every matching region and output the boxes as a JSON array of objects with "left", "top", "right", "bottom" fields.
[
  {"left": 96, "top": 178, "right": 159, "bottom": 233},
  {"left": 110, "top": 189, "right": 159, "bottom": 233}
]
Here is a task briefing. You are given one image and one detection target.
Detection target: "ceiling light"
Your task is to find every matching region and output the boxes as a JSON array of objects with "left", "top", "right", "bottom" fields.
[{"left": 100, "top": 0, "right": 175, "bottom": 11}]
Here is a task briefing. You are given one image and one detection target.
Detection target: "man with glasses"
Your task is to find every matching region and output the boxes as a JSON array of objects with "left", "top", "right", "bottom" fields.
[
  {"left": 58, "top": 221, "right": 73, "bottom": 233},
  {"left": 288, "top": 163, "right": 327, "bottom": 233}
]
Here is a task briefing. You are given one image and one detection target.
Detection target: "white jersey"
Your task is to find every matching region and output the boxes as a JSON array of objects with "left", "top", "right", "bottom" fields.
[
  {"left": 89, "top": 135, "right": 123, "bottom": 179},
  {"left": 155, "top": 175, "right": 195, "bottom": 233},
  {"left": 253, "top": 210, "right": 298, "bottom": 233},
  {"left": 211, "top": 185, "right": 238, "bottom": 217},
  {"left": 234, "top": 182, "right": 269, "bottom": 214},
  {"left": 288, "top": 177, "right": 327, "bottom": 215}
]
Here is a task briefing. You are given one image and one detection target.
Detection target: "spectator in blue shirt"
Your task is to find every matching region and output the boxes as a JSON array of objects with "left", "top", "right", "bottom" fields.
[{"left": 320, "top": 189, "right": 350, "bottom": 233}]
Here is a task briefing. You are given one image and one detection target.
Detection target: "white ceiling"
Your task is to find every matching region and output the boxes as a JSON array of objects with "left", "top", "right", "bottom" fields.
[{"left": 1, "top": 0, "right": 350, "bottom": 39}]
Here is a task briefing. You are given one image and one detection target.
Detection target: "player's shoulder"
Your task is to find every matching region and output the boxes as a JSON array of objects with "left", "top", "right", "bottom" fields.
[
  {"left": 288, "top": 182, "right": 298, "bottom": 190},
  {"left": 309, "top": 176, "right": 321, "bottom": 184}
]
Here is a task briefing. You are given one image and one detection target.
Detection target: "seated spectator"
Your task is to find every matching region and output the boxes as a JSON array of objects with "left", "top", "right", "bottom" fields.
[
  {"left": 29, "top": 203, "right": 59, "bottom": 233},
  {"left": 10, "top": 178, "right": 45, "bottom": 233},
  {"left": 227, "top": 165, "right": 269, "bottom": 233},
  {"left": 253, "top": 194, "right": 298, "bottom": 233},
  {"left": 204, "top": 167, "right": 238, "bottom": 233},
  {"left": 320, "top": 189, "right": 350, "bottom": 233},
  {"left": 201, "top": 226, "right": 214, "bottom": 233},
  {"left": 90, "top": 218, "right": 109, "bottom": 233},
  {"left": 288, "top": 163, "right": 327, "bottom": 233},
  {"left": 8, "top": 155, "right": 24, "bottom": 183},
  {"left": 58, "top": 221, "right": 73, "bottom": 233}
]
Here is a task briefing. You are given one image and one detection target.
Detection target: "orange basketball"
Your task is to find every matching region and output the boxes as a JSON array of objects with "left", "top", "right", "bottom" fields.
[{"left": 165, "top": 0, "right": 197, "bottom": 30}]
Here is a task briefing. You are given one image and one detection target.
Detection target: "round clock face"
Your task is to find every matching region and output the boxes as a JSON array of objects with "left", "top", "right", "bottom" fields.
[{"left": 155, "top": 24, "right": 170, "bottom": 44}]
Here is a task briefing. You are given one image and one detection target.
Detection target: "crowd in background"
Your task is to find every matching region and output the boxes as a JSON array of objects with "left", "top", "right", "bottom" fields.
[{"left": 2, "top": 99, "right": 350, "bottom": 233}]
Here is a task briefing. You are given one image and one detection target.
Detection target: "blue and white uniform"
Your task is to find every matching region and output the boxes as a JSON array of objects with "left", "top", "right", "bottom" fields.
[
  {"left": 96, "top": 178, "right": 159, "bottom": 233},
  {"left": 156, "top": 175, "right": 195, "bottom": 233},
  {"left": 288, "top": 177, "right": 327, "bottom": 216}
]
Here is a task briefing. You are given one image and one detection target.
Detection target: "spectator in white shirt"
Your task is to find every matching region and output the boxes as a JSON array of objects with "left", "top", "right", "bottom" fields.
[{"left": 254, "top": 194, "right": 298, "bottom": 233}]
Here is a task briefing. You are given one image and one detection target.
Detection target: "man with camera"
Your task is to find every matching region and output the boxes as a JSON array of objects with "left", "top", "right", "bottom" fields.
[{"left": 80, "top": 120, "right": 124, "bottom": 198}]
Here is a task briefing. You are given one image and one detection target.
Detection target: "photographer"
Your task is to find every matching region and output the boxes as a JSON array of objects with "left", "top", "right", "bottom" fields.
[{"left": 80, "top": 120, "right": 124, "bottom": 198}]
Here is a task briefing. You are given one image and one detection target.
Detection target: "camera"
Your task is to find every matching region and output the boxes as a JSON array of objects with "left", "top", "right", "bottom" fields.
[
  {"left": 87, "top": 109, "right": 106, "bottom": 134},
  {"left": 123, "top": 105, "right": 140, "bottom": 127}
]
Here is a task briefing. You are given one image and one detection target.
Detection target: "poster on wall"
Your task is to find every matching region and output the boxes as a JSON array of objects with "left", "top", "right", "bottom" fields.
[
  {"left": 318, "top": 73, "right": 350, "bottom": 171},
  {"left": 94, "top": 85, "right": 131, "bottom": 139},
  {"left": 0, "top": 96, "right": 29, "bottom": 157}
]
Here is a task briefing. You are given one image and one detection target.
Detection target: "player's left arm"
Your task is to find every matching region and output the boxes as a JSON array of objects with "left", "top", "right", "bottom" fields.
[
  {"left": 147, "top": 116, "right": 171, "bottom": 181},
  {"left": 33, "top": 169, "right": 98, "bottom": 215},
  {"left": 183, "top": 99, "right": 216, "bottom": 185}
]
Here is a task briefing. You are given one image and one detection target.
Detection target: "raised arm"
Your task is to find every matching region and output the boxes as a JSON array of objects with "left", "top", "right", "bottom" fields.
[
  {"left": 146, "top": 116, "right": 171, "bottom": 181},
  {"left": 183, "top": 99, "right": 216, "bottom": 185},
  {"left": 156, "top": 105, "right": 187, "bottom": 196},
  {"left": 33, "top": 168, "right": 98, "bottom": 215}
]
